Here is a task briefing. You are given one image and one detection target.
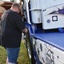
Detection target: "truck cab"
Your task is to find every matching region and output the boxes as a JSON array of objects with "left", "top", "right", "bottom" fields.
[{"left": 23, "top": 0, "right": 64, "bottom": 64}]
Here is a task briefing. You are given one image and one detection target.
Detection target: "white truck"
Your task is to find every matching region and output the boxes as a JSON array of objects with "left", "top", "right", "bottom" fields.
[{"left": 22, "top": 0, "right": 64, "bottom": 64}]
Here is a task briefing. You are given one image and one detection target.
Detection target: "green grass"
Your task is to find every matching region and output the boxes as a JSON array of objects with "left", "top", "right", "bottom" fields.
[
  {"left": 0, "top": 46, "right": 7, "bottom": 64},
  {"left": 0, "top": 41, "right": 30, "bottom": 64}
]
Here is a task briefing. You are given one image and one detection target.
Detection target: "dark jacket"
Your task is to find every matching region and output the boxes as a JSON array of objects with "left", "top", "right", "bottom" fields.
[{"left": 1, "top": 10, "right": 25, "bottom": 48}]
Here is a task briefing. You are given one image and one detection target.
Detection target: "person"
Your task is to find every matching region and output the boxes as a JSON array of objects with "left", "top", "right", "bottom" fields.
[{"left": 1, "top": 3, "right": 27, "bottom": 64}]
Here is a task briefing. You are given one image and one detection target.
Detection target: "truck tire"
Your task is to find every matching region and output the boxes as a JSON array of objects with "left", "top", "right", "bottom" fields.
[{"left": 24, "top": 32, "right": 36, "bottom": 64}]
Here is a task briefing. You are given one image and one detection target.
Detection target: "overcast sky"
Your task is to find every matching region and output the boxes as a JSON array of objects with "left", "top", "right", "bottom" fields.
[
  {"left": 0, "top": 0, "right": 20, "bottom": 3},
  {"left": 0, "top": 0, "right": 10, "bottom": 1}
]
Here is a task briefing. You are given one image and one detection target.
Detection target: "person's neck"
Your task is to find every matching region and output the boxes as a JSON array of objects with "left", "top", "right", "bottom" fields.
[{"left": 10, "top": 8, "right": 17, "bottom": 13}]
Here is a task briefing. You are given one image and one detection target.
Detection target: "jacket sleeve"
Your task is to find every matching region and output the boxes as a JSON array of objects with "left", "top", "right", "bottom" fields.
[{"left": 14, "top": 13, "right": 25, "bottom": 32}]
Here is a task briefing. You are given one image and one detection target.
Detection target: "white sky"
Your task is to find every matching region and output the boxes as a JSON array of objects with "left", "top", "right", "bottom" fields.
[
  {"left": 0, "top": 0, "right": 10, "bottom": 2},
  {"left": 0, "top": 0, "right": 20, "bottom": 3},
  {"left": 4, "top": 0, "right": 10, "bottom": 1}
]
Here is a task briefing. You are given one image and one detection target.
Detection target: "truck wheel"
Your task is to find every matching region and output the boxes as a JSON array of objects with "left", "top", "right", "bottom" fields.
[
  {"left": 24, "top": 32, "right": 36, "bottom": 64},
  {"left": 25, "top": 39, "right": 32, "bottom": 64}
]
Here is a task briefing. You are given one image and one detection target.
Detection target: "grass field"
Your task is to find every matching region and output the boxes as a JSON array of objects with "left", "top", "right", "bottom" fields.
[{"left": 0, "top": 41, "right": 30, "bottom": 64}]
